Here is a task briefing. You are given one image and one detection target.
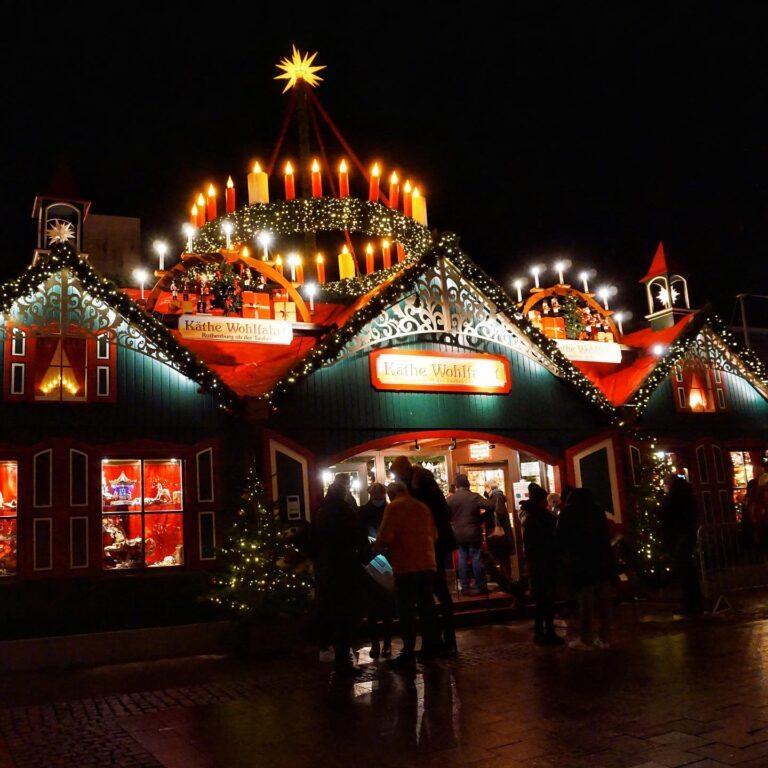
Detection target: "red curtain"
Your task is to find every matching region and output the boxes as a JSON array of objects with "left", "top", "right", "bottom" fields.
[
  {"left": 33, "top": 336, "right": 59, "bottom": 392},
  {"left": 62, "top": 337, "right": 87, "bottom": 395}
]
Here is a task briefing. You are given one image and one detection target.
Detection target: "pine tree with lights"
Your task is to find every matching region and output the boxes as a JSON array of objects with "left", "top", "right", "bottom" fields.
[
  {"left": 562, "top": 293, "right": 585, "bottom": 339},
  {"left": 210, "top": 465, "right": 312, "bottom": 616},
  {"left": 626, "top": 441, "right": 675, "bottom": 586}
]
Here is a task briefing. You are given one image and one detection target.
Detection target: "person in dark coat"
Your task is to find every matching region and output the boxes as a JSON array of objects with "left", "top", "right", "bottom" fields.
[
  {"left": 313, "top": 478, "right": 369, "bottom": 675},
  {"left": 520, "top": 483, "right": 563, "bottom": 645},
  {"left": 391, "top": 455, "right": 458, "bottom": 654},
  {"left": 484, "top": 480, "right": 514, "bottom": 580},
  {"left": 448, "top": 474, "right": 491, "bottom": 594},
  {"left": 659, "top": 475, "right": 702, "bottom": 615},
  {"left": 357, "top": 482, "right": 394, "bottom": 658},
  {"left": 557, "top": 487, "right": 616, "bottom": 649}
]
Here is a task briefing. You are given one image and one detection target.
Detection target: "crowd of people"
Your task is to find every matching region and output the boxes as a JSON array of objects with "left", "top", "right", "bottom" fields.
[{"left": 311, "top": 456, "right": 702, "bottom": 675}]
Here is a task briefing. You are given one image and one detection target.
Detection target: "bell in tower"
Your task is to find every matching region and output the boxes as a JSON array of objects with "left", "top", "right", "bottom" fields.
[
  {"left": 32, "top": 195, "right": 91, "bottom": 254},
  {"left": 640, "top": 242, "right": 694, "bottom": 330}
]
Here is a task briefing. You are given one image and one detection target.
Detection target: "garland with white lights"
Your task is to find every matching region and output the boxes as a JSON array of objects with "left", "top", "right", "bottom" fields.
[
  {"left": 0, "top": 241, "right": 238, "bottom": 409},
  {"left": 260, "top": 232, "right": 619, "bottom": 418},
  {"left": 191, "top": 197, "right": 432, "bottom": 290},
  {"left": 626, "top": 310, "right": 768, "bottom": 413}
]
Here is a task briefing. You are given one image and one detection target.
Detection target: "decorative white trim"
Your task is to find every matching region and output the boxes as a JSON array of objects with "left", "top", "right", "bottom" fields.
[
  {"left": 10, "top": 363, "right": 25, "bottom": 395},
  {"left": 96, "top": 333, "right": 110, "bottom": 360},
  {"left": 33, "top": 449, "right": 53, "bottom": 508},
  {"left": 571, "top": 437, "right": 621, "bottom": 524},
  {"left": 69, "top": 449, "right": 88, "bottom": 506},
  {"left": 69, "top": 516, "right": 89, "bottom": 568},
  {"left": 33, "top": 518, "right": 53, "bottom": 571},
  {"left": 712, "top": 445, "right": 725, "bottom": 484},
  {"left": 96, "top": 365, "right": 110, "bottom": 397},
  {"left": 10, "top": 328, "right": 26, "bottom": 357},
  {"left": 268, "top": 439, "right": 310, "bottom": 521},
  {"left": 198, "top": 510, "right": 216, "bottom": 561},
  {"left": 195, "top": 448, "right": 215, "bottom": 503}
]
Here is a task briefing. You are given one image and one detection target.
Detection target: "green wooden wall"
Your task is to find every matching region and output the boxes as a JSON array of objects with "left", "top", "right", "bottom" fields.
[
  {"left": 641, "top": 369, "right": 768, "bottom": 440},
  {"left": 269, "top": 337, "right": 607, "bottom": 461}
]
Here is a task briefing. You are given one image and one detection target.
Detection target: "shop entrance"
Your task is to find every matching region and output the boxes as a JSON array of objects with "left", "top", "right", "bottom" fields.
[{"left": 321, "top": 432, "right": 562, "bottom": 594}]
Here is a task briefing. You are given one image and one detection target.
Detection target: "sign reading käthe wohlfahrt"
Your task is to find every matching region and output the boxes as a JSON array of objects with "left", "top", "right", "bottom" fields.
[
  {"left": 178, "top": 315, "right": 293, "bottom": 345},
  {"left": 370, "top": 349, "right": 511, "bottom": 394}
]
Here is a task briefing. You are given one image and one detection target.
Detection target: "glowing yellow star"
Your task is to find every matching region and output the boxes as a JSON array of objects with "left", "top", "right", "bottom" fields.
[{"left": 274, "top": 46, "right": 325, "bottom": 93}]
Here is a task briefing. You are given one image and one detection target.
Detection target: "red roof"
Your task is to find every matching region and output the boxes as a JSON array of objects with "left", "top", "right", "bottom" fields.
[
  {"left": 640, "top": 242, "right": 669, "bottom": 283},
  {"left": 571, "top": 314, "right": 696, "bottom": 406}
]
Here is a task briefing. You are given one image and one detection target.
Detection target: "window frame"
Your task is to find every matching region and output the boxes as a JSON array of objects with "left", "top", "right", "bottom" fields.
[
  {"left": 96, "top": 365, "right": 110, "bottom": 397},
  {"left": 198, "top": 510, "right": 216, "bottom": 561},
  {"left": 10, "top": 363, "right": 25, "bottom": 396},
  {"left": 696, "top": 445, "right": 709, "bottom": 485},
  {"left": 196, "top": 448, "right": 215, "bottom": 503},
  {"left": 33, "top": 449, "right": 53, "bottom": 508},
  {"left": 11, "top": 329, "right": 26, "bottom": 357},
  {"left": 33, "top": 518, "right": 53, "bottom": 572},
  {"left": 96, "top": 333, "right": 110, "bottom": 360},
  {"left": 69, "top": 449, "right": 88, "bottom": 507},
  {"left": 69, "top": 516, "right": 89, "bottom": 569}
]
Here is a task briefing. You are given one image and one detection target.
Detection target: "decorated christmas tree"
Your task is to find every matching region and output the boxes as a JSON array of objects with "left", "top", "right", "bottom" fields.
[
  {"left": 210, "top": 465, "right": 312, "bottom": 616},
  {"left": 626, "top": 440, "right": 675, "bottom": 586},
  {"left": 562, "top": 293, "right": 585, "bottom": 339}
]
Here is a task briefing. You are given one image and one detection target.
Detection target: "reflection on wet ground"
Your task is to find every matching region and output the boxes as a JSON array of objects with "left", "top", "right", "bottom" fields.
[{"left": 4, "top": 601, "right": 768, "bottom": 766}]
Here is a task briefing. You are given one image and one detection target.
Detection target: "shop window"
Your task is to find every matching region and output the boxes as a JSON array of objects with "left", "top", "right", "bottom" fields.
[
  {"left": 35, "top": 336, "right": 87, "bottom": 402},
  {"left": 0, "top": 461, "right": 18, "bottom": 575},
  {"left": 10, "top": 363, "right": 24, "bottom": 395},
  {"left": 11, "top": 329, "right": 26, "bottom": 357},
  {"left": 33, "top": 518, "right": 52, "bottom": 571},
  {"left": 33, "top": 449, "right": 52, "bottom": 507},
  {"left": 101, "top": 458, "right": 184, "bottom": 570},
  {"left": 70, "top": 516, "right": 88, "bottom": 568},
  {"left": 199, "top": 511, "right": 216, "bottom": 560},
  {"left": 196, "top": 448, "right": 214, "bottom": 502},
  {"left": 696, "top": 445, "right": 709, "bottom": 485},
  {"left": 671, "top": 360, "right": 727, "bottom": 413},
  {"left": 70, "top": 449, "right": 88, "bottom": 506}
]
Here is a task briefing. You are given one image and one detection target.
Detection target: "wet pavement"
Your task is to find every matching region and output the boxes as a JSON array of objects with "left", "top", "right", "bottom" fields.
[{"left": 4, "top": 602, "right": 768, "bottom": 767}]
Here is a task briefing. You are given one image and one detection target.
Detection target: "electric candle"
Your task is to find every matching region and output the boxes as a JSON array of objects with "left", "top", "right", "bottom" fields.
[
  {"left": 182, "top": 223, "right": 196, "bottom": 253},
  {"left": 206, "top": 184, "right": 217, "bottom": 221},
  {"left": 338, "top": 244, "right": 355, "bottom": 280},
  {"left": 389, "top": 172, "right": 399, "bottom": 209},
  {"left": 411, "top": 186, "right": 428, "bottom": 226},
  {"left": 381, "top": 238, "right": 392, "bottom": 269},
  {"left": 225, "top": 176, "right": 236, "bottom": 213},
  {"left": 514, "top": 279, "right": 523, "bottom": 302},
  {"left": 338, "top": 159, "right": 349, "bottom": 197},
  {"left": 284, "top": 161, "right": 295, "bottom": 200},
  {"left": 396, "top": 242, "right": 406, "bottom": 263},
  {"left": 365, "top": 242, "right": 375, "bottom": 274},
  {"left": 531, "top": 265, "right": 541, "bottom": 289},
  {"left": 222, "top": 221, "right": 233, "bottom": 250},
  {"left": 598, "top": 286, "right": 610, "bottom": 310},
  {"left": 369, "top": 163, "right": 380, "bottom": 202},
  {"left": 403, "top": 180, "right": 413, "bottom": 217},
  {"left": 579, "top": 271, "right": 590, "bottom": 293},
  {"left": 153, "top": 240, "right": 168, "bottom": 271},
  {"left": 257, "top": 231, "right": 273, "bottom": 261},
  {"left": 311, "top": 158, "right": 322, "bottom": 197},
  {"left": 614, "top": 311, "right": 624, "bottom": 336},
  {"left": 287, "top": 252, "right": 299, "bottom": 282},
  {"left": 247, "top": 162, "right": 269, "bottom": 204},
  {"left": 196, "top": 193, "right": 206, "bottom": 227},
  {"left": 315, "top": 253, "right": 326, "bottom": 284},
  {"left": 554, "top": 261, "right": 565, "bottom": 284},
  {"left": 296, "top": 255, "right": 304, "bottom": 284},
  {"left": 305, "top": 282, "right": 317, "bottom": 312},
  {"left": 190, "top": 204, "right": 198, "bottom": 226},
  {"left": 274, "top": 254, "right": 283, "bottom": 275}
]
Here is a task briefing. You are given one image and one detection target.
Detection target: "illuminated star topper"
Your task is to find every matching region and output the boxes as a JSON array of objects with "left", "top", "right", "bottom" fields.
[
  {"left": 46, "top": 219, "right": 76, "bottom": 245},
  {"left": 275, "top": 46, "right": 325, "bottom": 93}
]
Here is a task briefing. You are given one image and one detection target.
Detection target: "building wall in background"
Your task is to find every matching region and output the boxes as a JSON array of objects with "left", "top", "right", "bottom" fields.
[{"left": 83, "top": 214, "right": 141, "bottom": 284}]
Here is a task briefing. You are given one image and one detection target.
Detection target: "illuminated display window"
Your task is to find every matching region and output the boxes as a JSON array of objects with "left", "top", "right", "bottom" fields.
[
  {"left": 101, "top": 458, "right": 184, "bottom": 570},
  {"left": 0, "top": 461, "right": 18, "bottom": 576},
  {"left": 671, "top": 361, "right": 726, "bottom": 413},
  {"left": 35, "top": 336, "right": 87, "bottom": 402}
]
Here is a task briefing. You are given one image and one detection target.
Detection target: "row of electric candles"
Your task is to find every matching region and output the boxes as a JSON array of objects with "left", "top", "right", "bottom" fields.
[
  {"left": 512, "top": 263, "right": 616, "bottom": 309},
  {"left": 188, "top": 160, "right": 429, "bottom": 228}
]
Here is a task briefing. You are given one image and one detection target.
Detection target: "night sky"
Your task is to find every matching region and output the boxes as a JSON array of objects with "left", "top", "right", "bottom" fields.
[{"left": 4, "top": 4, "right": 768, "bottom": 329}]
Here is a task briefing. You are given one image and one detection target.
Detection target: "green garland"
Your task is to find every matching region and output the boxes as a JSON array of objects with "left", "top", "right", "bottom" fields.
[
  {"left": 261, "top": 232, "right": 619, "bottom": 419},
  {"left": 192, "top": 197, "right": 433, "bottom": 299},
  {"left": 562, "top": 293, "right": 585, "bottom": 340},
  {"left": 0, "top": 241, "right": 238, "bottom": 409},
  {"left": 209, "top": 463, "right": 312, "bottom": 616}
]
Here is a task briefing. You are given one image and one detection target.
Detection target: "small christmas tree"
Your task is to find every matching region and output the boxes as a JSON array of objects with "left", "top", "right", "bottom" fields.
[
  {"left": 210, "top": 465, "right": 312, "bottom": 617},
  {"left": 562, "top": 294, "right": 585, "bottom": 339},
  {"left": 626, "top": 440, "right": 675, "bottom": 586}
]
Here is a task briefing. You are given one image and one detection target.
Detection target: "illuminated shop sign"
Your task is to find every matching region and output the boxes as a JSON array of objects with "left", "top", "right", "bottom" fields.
[
  {"left": 178, "top": 315, "right": 293, "bottom": 345},
  {"left": 369, "top": 350, "right": 511, "bottom": 394},
  {"left": 553, "top": 339, "right": 622, "bottom": 364}
]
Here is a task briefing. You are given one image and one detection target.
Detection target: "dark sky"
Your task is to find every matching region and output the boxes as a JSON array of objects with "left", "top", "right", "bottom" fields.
[{"left": 4, "top": 3, "right": 768, "bottom": 328}]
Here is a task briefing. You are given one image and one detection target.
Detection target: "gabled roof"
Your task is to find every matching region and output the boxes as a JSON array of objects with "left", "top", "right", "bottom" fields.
[
  {"left": 640, "top": 241, "right": 669, "bottom": 283},
  {"left": 1, "top": 241, "right": 237, "bottom": 408},
  {"left": 260, "top": 233, "right": 618, "bottom": 417}
]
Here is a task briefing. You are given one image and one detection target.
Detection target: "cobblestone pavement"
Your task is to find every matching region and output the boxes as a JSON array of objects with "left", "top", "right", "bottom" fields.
[{"left": 4, "top": 604, "right": 768, "bottom": 767}]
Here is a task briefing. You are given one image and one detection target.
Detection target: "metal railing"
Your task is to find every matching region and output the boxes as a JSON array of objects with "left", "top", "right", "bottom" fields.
[{"left": 698, "top": 521, "right": 768, "bottom": 611}]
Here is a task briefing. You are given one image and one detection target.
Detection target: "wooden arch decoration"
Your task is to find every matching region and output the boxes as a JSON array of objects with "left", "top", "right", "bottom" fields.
[
  {"left": 521, "top": 285, "right": 620, "bottom": 340},
  {"left": 145, "top": 251, "right": 311, "bottom": 323}
]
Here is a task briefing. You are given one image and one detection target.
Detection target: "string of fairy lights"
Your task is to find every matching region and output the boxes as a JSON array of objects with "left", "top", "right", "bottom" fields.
[{"left": 0, "top": 241, "right": 238, "bottom": 409}]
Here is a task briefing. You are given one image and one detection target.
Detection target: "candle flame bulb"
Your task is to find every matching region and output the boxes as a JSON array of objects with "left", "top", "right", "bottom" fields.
[
  {"left": 241, "top": 245, "right": 250, "bottom": 257},
  {"left": 372, "top": 163, "right": 380, "bottom": 177},
  {"left": 226, "top": 176, "right": 234, "bottom": 188},
  {"left": 403, "top": 180, "right": 412, "bottom": 193},
  {"left": 196, "top": 193, "right": 205, "bottom": 207},
  {"left": 312, "top": 158, "right": 320, "bottom": 172},
  {"left": 253, "top": 161, "right": 262, "bottom": 173},
  {"left": 369, "top": 162, "right": 381, "bottom": 202},
  {"left": 207, "top": 184, "right": 216, "bottom": 197},
  {"left": 285, "top": 161, "right": 294, "bottom": 174},
  {"left": 339, "top": 159, "right": 347, "bottom": 172},
  {"left": 579, "top": 271, "right": 590, "bottom": 293},
  {"left": 390, "top": 171, "right": 398, "bottom": 184}
]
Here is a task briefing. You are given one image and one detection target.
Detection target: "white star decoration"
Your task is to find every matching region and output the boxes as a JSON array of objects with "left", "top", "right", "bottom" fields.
[
  {"left": 46, "top": 220, "right": 76, "bottom": 245},
  {"left": 656, "top": 284, "right": 679, "bottom": 308}
]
